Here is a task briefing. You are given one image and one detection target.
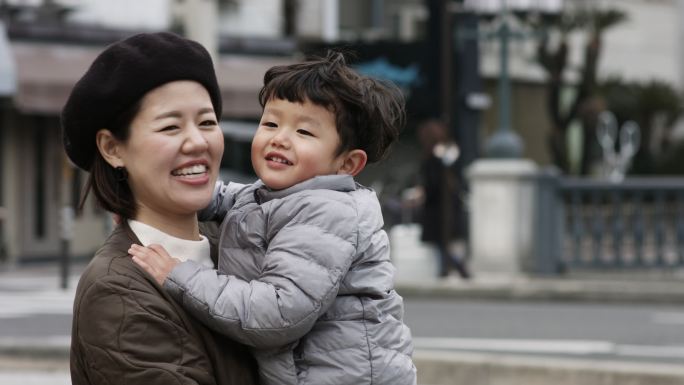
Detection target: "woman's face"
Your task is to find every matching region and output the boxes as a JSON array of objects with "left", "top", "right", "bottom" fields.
[{"left": 117, "top": 80, "right": 224, "bottom": 221}]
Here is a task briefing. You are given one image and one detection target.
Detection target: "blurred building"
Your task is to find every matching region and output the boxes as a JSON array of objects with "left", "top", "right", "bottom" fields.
[
  {"left": 3, "top": 0, "right": 678, "bottom": 265},
  {"left": 0, "top": 0, "right": 431, "bottom": 264},
  {"left": 468, "top": 0, "right": 684, "bottom": 165}
]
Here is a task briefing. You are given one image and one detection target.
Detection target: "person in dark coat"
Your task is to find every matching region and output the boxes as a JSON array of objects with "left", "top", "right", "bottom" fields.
[
  {"left": 62, "top": 32, "right": 258, "bottom": 385},
  {"left": 417, "top": 119, "right": 470, "bottom": 279}
]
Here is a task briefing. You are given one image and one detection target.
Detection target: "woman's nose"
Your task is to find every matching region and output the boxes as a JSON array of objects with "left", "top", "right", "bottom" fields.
[{"left": 182, "top": 125, "right": 210, "bottom": 153}]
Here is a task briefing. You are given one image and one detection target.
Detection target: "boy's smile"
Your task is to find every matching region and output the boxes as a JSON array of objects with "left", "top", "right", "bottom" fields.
[
  {"left": 251, "top": 98, "right": 345, "bottom": 190},
  {"left": 265, "top": 151, "right": 293, "bottom": 167}
]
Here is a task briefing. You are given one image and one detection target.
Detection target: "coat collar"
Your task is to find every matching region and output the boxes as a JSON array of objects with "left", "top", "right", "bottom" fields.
[{"left": 254, "top": 174, "right": 356, "bottom": 204}]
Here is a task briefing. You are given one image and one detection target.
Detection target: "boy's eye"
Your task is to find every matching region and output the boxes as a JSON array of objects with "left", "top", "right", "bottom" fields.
[
  {"left": 297, "top": 129, "right": 314, "bottom": 137},
  {"left": 262, "top": 122, "right": 277, "bottom": 128}
]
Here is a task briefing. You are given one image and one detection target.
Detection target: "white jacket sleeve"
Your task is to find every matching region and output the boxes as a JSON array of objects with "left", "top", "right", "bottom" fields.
[{"left": 165, "top": 197, "right": 358, "bottom": 349}]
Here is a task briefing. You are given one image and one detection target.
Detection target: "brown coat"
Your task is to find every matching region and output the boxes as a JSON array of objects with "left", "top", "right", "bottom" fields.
[{"left": 70, "top": 223, "right": 258, "bottom": 385}]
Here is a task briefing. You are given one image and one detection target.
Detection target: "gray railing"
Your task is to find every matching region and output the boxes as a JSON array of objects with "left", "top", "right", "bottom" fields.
[{"left": 537, "top": 175, "right": 684, "bottom": 272}]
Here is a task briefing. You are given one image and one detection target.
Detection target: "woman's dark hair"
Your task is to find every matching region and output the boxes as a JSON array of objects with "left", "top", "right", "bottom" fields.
[
  {"left": 79, "top": 101, "right": 140, "bottom": 219},
  {"left": 258, "top": 51, "right": 406, "bottom": 163}
]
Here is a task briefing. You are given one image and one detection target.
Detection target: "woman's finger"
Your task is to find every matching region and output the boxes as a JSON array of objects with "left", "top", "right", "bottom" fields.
[
  {"left": 148, "top": 244, "right": 173, "bottom": 260},
  {"left": 129, "top": 246, "right": 151, "bottom": 261},
  {"left": 131, "top": 255, "right": 153, "bottom": 272}
]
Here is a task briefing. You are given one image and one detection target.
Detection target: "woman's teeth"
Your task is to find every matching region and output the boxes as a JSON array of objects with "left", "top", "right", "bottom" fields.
[{"left": 172, "top": 164, "right": 207, "bottom": 176}]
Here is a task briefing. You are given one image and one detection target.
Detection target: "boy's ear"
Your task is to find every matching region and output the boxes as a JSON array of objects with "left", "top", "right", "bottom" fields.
[
  {"left": 337, "top": 149, "right": 367, "bottom": 177},
  {"left": 95, "top": 129, "right": 125, "bottom": 168}
]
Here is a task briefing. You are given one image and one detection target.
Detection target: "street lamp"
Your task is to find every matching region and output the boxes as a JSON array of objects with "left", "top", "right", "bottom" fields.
[
  {"left": 483, "top": 5, "right": 524, "bottom": 158},
  {"left": 462, "top": 0, "right": 562, "bottom": 158}
]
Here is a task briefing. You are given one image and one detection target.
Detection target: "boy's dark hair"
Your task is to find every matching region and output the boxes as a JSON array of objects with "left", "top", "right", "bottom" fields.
[{"left": 258, "top": 51, "right": 406, "bottom": 163}]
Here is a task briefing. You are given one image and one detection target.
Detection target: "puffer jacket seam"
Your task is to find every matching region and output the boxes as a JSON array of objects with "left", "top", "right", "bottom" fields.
[
  {"left": 360, "top": 298, "right": 374, "bottom": 385},
  {"left": 271, "top": 221, "right": 355, "bottom": 246},
  {"left": 171, "top": 273, "right": 342, "bottom": 333}
]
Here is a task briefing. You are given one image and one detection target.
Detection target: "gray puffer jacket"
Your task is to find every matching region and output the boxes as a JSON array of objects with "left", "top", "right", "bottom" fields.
[{"left": 165, "top": 175, "right": 416, "bottom": 385}]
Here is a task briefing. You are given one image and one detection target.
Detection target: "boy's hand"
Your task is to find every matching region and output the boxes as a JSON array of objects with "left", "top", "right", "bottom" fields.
[{"left": 128, "top": 244, "right": 181, "bottom": 285}]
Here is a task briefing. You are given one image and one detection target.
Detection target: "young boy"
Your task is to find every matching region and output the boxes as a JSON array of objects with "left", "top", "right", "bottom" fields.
[{"left": 129, "top": 51, "right": 416, "bottom": 385}]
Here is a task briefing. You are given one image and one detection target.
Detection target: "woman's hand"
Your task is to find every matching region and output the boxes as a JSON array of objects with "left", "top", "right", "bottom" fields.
[{"left": 129, "top": 244, "right": 181, "bottom": 285}]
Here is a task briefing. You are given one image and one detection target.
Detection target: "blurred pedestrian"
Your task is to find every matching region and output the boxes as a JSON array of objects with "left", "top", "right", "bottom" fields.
[
  {"left": 417, "top": 119, "right": 471, "bottom": 279},
  {"left": 62, "top": 32, "right": 258, "bottom": 385}
]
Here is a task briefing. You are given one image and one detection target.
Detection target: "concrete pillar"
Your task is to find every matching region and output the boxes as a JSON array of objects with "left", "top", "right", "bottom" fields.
[
  {"left": 391, "top": 223, "right": 438, "bottom": 284},
  {"left": 467, "top": 159, "right": 538, "bottom": 276},
  {"left": 321, "top": 0, "right": 339, "bottom": 42},
  {"left": 180, "top": 0, "right": 218, "bottom": 62}
]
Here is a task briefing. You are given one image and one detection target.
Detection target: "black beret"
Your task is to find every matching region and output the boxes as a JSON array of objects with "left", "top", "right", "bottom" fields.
[{"left": 61, "top": 32, "right": 222, "bottom": 171}]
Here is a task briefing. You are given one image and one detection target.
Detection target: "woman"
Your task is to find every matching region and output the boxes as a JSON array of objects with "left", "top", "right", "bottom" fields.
[
  {"left": 62, "top": 32, "right": 258, "bottom": 385},
  {"left": 417, "top": 119, "right": 470, "bottom": 279}
]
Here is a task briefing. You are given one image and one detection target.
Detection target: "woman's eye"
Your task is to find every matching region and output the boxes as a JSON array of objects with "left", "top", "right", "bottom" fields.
[
  {"left": 159, "top": 125, "right": 179, "bottom": 132},
  {"left": 297, "top": 129, "right": 314, "bottom": 137},
  {"left": 200, "top": 119, "right": 218, "bottom": 127}
]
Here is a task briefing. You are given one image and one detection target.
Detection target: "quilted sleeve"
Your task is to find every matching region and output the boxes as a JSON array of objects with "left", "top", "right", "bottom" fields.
[
  {"left": 164, "top": 195, "right": 358, "bottom": 349},
  {"left": 73, "top": 275, "right": 216, "bottom": 385}
]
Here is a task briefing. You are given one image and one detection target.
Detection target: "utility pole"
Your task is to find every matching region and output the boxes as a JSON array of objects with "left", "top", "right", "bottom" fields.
[
  {"left": 440, "top": 0, "right": 453, "bottom": 126},
  {"left": 283, "top": 0, "right": 297, "bottom": 37},
  {"left": 179, "top": 0, "right": 219, "bottom": 63}
]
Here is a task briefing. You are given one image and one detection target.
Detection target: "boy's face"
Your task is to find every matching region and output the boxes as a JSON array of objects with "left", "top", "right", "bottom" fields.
[{"left": 251, "top": 98, "right": 346, "bottom": 190}]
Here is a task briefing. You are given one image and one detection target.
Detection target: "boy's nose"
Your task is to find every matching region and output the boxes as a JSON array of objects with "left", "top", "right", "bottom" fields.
[{"left": 269, "top": 130, "right": 291, "bottom": 148}]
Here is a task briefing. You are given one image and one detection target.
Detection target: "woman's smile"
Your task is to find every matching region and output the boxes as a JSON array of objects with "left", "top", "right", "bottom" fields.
[
  {"left": 118, "top": 80, "right": 224, "bottom": 221},
  {"left": 171, "top": 161, "right": 211, "bottom": 185}
]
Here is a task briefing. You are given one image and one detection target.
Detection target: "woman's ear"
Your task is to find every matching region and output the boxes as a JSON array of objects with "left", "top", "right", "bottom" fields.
[
  {"left": 95, "top": 129, "right": 124, "bottom": 168},
  {"left": 337, "top": 149, "right": 367, "bottom": 177}
]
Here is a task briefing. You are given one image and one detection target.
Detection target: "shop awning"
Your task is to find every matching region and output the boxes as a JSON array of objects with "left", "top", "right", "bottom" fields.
[{"left": 11, "top": 41, "right": 293, "bottom": 118}]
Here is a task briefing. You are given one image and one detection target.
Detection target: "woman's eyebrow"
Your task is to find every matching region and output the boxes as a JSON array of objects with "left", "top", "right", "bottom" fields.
[
  {"left": 154, "top": 107, "right": 215, "bottom": 120},
  {"left": 197, "top": 107, "right": 215, "bottom": 115},
  {"left": 154, "top": 111, "right": 182, "bottom": 120}
]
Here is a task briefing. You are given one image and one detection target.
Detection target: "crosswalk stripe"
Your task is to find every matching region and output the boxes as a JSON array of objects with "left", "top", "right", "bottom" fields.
[
  {"left": 413, "top": 337, "right": 684, "bottom": 360},
  {"left": 0, "top": 290, "right": 75, "bottom": 318}
]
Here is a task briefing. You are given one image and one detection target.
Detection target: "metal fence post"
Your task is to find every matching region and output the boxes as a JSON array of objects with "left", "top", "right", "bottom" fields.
[{"left": 530, "top": 167, "right": 564, "bottom": 275}]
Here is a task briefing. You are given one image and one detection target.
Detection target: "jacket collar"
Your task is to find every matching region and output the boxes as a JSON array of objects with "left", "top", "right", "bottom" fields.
[{"left": 254, "top": 174, "right": 356, "bottom": 204}]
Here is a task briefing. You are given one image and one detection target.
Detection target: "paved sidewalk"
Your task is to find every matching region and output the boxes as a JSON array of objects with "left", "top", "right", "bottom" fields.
[
  {"left": 4, "top": 261, "right": 684, "bottom": 384},
  {"left": 396, "top": 271, "right": 684, "bottom": 304}
]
